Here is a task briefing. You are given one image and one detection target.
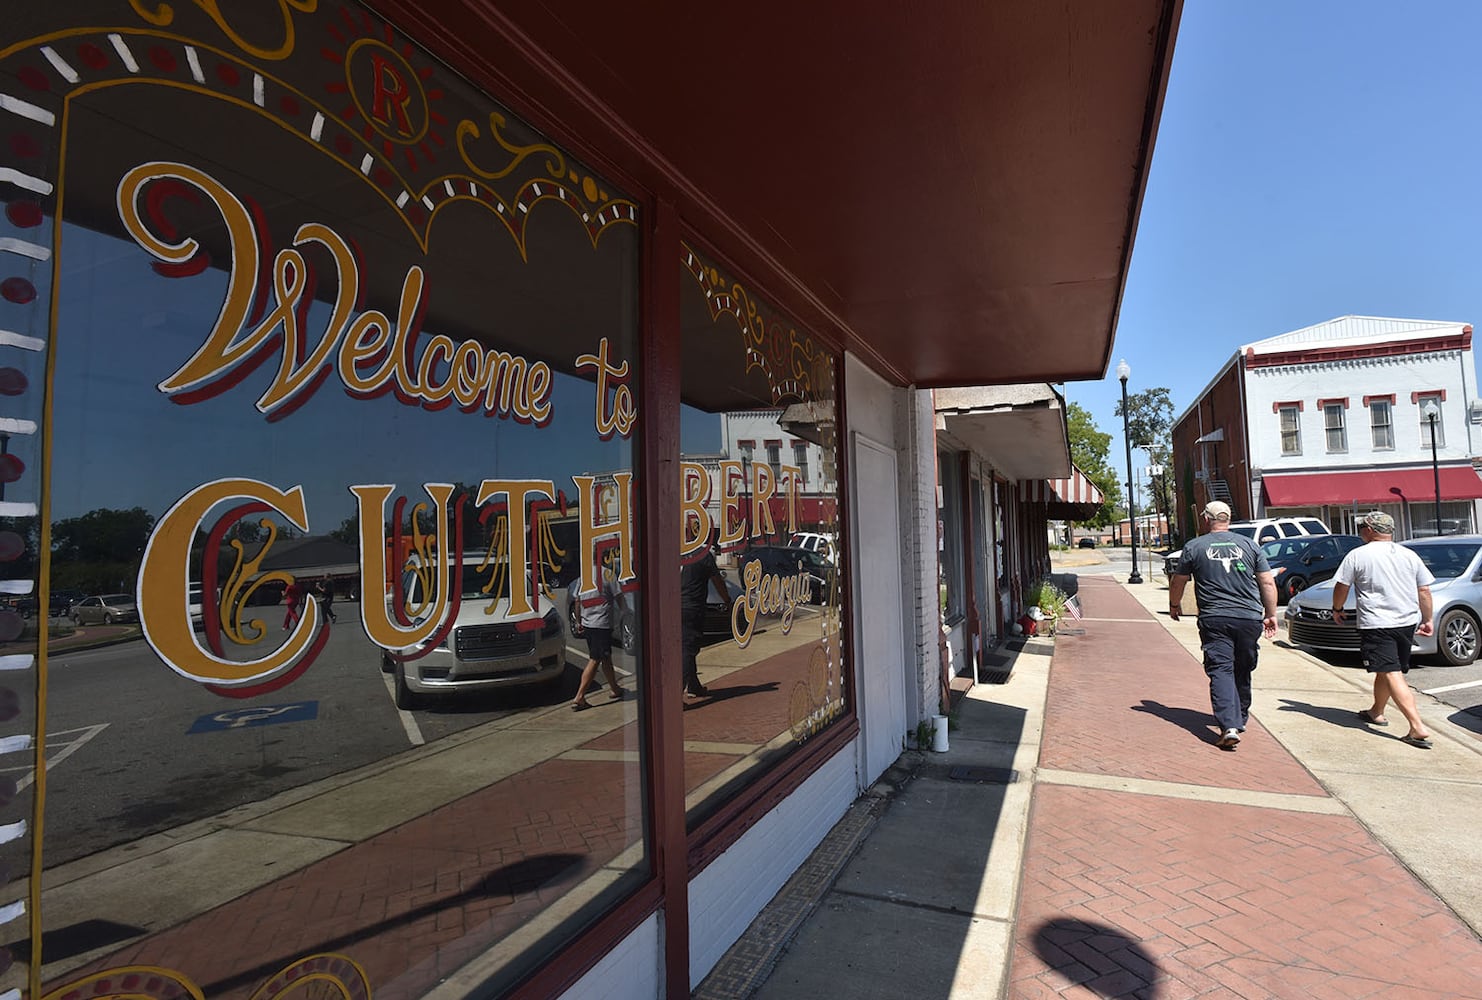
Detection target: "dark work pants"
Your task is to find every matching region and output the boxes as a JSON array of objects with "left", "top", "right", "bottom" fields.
[
  {"left": 1196, "top": 615, "right": 1262, "bottom": 732},
  {"left": 681, "top": 607, "right": 704, "bottom": 689}
]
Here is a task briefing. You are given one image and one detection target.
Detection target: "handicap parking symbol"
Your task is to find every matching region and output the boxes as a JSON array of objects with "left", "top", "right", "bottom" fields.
[{"left": 188, "top": 701, "right": 318, "bottom": 734}]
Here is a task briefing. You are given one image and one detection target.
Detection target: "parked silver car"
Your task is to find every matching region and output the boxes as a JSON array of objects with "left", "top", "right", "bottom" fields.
[
  {"left": 1283, "top": 535, "right": 1482, "bottom": 665},
  {"left": 70, "top": 593, "right": 139, "bottom": 626}
]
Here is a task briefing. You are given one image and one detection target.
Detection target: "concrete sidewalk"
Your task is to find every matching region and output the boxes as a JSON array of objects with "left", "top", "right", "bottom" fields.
[{"left": 702, "top": 574, "right": 1482, "bottom": 998}]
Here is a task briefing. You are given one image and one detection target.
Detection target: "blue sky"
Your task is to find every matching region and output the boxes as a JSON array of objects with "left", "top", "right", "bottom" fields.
[{"left": 1072, "top": 0, "right": 1482, "bottom": 479}]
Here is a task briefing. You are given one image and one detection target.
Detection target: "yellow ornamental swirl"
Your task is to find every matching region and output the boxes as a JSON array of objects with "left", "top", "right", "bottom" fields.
[
  {"left": 221, "top": 519, "right": 293, "bottom": 645},
  {"left": 129, "top": 0, "right": 316, "bottom": 61},
  {"left": 456, "top": 112, "right": 567, "bottom": 182}
]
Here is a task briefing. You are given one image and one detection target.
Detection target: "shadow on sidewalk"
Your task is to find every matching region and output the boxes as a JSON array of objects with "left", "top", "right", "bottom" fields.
[
  {"left": 1030, "top": 918, "right": 1163, "bottom": 997},
  {"left": 1129, "top": 699, "right": 1222, "bottom": 746},
  {"left": 1273, "top": 698, "right": 1373, "bottom": 729}
]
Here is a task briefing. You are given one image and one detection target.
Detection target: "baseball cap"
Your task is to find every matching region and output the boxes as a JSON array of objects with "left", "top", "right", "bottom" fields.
[
  {"left": 1201, "top": 500, "right": 1232, "bottom": 521},
  {"left": 1358, "top": 510, "right": 1395, "bottom": 534}
]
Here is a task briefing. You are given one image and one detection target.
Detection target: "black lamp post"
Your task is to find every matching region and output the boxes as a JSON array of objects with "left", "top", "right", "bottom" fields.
[
  {"left": 1117, "top": 360, "right": 1143, "bottom": 584},
  {"left": 1423, "top": 399, "right": 1442, "bottom": 536}
]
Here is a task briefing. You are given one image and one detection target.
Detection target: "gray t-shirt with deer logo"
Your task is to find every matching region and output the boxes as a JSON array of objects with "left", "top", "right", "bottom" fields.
[{"left": 1175, "top": 531, "right": 1270, "bottom": 620}]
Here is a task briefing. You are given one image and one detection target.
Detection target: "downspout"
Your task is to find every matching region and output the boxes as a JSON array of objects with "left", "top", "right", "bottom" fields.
[
  {"left": 932, "top": 390, "right": 949, "bottom": 714},
  {"left": 1238, "top": 349, "right": 1252, "bottom": 517}
]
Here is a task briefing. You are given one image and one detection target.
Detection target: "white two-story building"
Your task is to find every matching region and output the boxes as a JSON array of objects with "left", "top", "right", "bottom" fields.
[{"left": 1171, "top": 316, "right": 1482, "bottom": 541}]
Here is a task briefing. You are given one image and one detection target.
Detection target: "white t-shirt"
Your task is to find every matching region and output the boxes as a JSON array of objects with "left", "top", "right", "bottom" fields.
[
  {"left": 1333, "top": 541, "right": 1435, "bottom": 629},
  {"left": 570, "top": 569, "right": 623, "bottom": 629}
]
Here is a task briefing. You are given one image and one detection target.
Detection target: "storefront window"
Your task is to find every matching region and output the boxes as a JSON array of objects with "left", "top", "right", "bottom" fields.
[
  {"left": 4, "top": 4, "right": 643, "bottom": 997},
  {"left": 678, "top": 242, "right": 844, "bottom": 828}
]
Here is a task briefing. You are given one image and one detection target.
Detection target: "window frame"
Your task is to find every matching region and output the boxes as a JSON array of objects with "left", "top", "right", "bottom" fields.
[
  {"left": 1322, "top": 401, "right": 1347, "bottom": 454},
  {"left": 1278, "top": 404, "right": 1302, "bottom": 456}
]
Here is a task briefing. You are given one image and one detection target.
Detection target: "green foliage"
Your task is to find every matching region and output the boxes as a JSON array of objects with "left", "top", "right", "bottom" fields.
[
  {"left": 1116, "top": 387, "right": 1176, "bottom": 527},
  {"left": 914, "top": 718, "right": 935, "bottom": 750},
  {"left": 1066, "top": 402, "right": 1123, "bottom": 526},
  {"left": 1025, "top": 578, "right": 1069, "bottom": 620}
]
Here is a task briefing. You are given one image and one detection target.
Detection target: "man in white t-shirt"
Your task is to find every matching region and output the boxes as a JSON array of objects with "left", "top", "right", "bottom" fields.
[
  {"left": 569, "top": 559, "right": 628, "bottom": 712},
  {"left": 1331, "top": 510, "right": 1435, "bottom": 748}
]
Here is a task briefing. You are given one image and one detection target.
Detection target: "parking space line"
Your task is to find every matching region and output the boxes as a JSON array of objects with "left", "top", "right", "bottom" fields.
[
  {"left": 0, "top": 723, "right": 108, "bottom": 791},
  {"left": 1421, "top": 677, "right": 1482, "bottom": 695},
  {"left": 380, "top": 674, "right": 426, "bottom": 746}
]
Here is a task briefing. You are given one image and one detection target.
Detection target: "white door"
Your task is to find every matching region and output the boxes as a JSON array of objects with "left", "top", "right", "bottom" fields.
[{"left": 852, "top": 433, "right": 908, "bottom": 785}]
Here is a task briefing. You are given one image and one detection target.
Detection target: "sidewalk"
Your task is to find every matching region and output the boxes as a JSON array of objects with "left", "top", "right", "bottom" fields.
[{"left": 703, "top": 574, "right": 1482, "bottom": 998}]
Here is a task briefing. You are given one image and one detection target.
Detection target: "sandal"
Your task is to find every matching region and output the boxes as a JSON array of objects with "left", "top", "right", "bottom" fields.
[
  {"left": 1399, "top": 734, "right": 1432, "bottom": 749},
  {"left": 1357, "top": 709, "right": 1389, "bottom": 727},
  {"left": 571, "top": 700, "right": 591, "bottom": 712},
  {"left": 608, "top": 688, "right": 626, "bottom": 701}
]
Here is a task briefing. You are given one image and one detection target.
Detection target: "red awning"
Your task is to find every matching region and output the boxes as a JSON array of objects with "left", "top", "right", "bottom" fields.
[
  {"left": 1019, "top": 466, "right": 1104, "bottom": 506},
  {"left": 1263, "top": 466, "right": 1482, "bottom": 507}
]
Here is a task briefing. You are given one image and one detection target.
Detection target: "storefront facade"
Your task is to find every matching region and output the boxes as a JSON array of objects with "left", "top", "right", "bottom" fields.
[{"left": 1, "top": 4, "right": 1177, "bottom": 998}]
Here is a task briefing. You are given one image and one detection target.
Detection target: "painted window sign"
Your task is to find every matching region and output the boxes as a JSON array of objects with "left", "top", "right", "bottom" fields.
[
  {"left": 0, "top": 3, "right": 670, "bottom": 1000},
  {"left": 677, "top": 241, "right": 847, "bottom": 830}
]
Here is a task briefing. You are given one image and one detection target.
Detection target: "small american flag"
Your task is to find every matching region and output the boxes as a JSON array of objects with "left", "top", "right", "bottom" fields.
[{"left": 1062, "top": 596, "right": 1084, "bottom": 621}]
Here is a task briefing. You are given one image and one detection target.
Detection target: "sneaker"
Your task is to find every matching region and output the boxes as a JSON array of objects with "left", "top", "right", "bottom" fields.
[{"left": 1217, "top": 728, "right": 1241, "bottom": 749}]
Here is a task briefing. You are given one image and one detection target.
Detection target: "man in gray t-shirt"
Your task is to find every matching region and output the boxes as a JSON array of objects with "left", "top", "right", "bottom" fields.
[{"left": 1168, "top": 501, "right": 1279, "bottom": 749}]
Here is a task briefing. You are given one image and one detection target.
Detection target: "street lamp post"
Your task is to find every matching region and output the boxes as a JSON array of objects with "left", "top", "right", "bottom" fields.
[
  {"left": 1423, "top": 399, "right": 1442, "bottom": 536},
  {"left": 1116, "top": 360, "right": 1143, "bottom": 584}
]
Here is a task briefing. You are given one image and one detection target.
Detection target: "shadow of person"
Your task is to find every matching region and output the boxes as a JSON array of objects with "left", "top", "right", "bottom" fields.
[
  {"left": 681, "top": 681, "right": 780, "bottom": 710},
  {"left": 1031, "top": 917, "right": 1162, "bottom": 997},
  {"left": 1130, "top": 699, "right": 1223, "bottom": 745},
  {"left": 1274, "top": 697, "right": 1377, "bottom": 728}
]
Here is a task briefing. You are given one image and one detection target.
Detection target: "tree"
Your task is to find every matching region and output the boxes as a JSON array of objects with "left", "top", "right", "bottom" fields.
[
  {"left": 1066, "top": 402, "right": 1123, "bottom": 526},
  {"left": 1115, "top": 387, "right": 1175, "bottom": 543}
]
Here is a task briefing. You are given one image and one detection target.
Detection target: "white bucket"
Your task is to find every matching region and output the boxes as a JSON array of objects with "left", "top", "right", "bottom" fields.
[{"left": 931, "top": 714, "right": 949, "bottom": 752}]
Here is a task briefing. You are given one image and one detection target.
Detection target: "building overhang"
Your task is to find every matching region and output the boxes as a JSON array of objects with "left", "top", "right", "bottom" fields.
[
  {"left": 935, "top": 385, "right": 1072, "bottom": 482},
  {"left": 1020, "top": 466, "right": 1104, "bottom": 519},
  {"left": 378, "top": 0, "right": 1182, "bottom": 388}
]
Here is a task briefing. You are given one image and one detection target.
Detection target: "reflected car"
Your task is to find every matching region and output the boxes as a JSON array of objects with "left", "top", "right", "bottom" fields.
[
  {"left": 1077, "top": 537, "right": 1096, "bottom": 549},
  {"left": 379, "top": 554, "right": 565, "bottom": 709},
  {"left": 71, "top": 594, "right": 139, "bottom": 626},
  {"left": 612, "top": 576, "right": 740, "bottom": 654},
  {"left": 1284, "top": 535, "right": 1482, "bottom": 665},
  {"left": 1263, "top": 534, "right": 1363, "bottom": 602},
  {"left": 742, "top": 544, "right": 836, "bottom": 604}
]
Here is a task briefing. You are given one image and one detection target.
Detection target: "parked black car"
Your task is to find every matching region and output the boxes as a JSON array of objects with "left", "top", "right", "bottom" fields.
[
  {"left": 1077, "top": 537, "right": 1096, "bottom": 549},
  {"left": 1263, "top": 534, "right": 1364, "bottom": 602},
  {"left": 611, "top": 575, "right": 741, "bottom": 654}
]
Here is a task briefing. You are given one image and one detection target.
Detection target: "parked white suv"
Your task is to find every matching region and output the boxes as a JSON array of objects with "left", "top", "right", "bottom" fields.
[
  {"left": 788, "top": 531, "right": 838, "bottom": 561},
  {"left": 1163, "top": 516, "right": 1330, "bottom": 577}
]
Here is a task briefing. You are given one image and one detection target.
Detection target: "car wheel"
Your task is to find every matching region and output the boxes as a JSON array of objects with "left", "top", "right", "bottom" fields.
[
  {"left": 71, "top": 612, "right": 82, "bottom": 626},
  {"left": 1284, "top": 576, "right": 1308, "bottom": 601},
  {"left": 380, "top": 651, "right": 395, "bottom": 674},
  {"left": 393, "top": 660, "right": 420, "bottom": 710},
  {"left": 1437, "top": 608, "right": 1480, "bottom": 666},
  {"left": 104, "top": 612, "right": 115, "bottom": 625}
]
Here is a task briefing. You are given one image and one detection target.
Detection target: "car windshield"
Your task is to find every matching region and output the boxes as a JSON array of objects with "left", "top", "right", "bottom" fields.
[
  {"left": 1230, "top": 526, "right": 1256, "bottom": 538},
  {"left": 1405, "top": 542, "right": 1481, "bottom": 580},
  {"left": 101, "top": 594, "right": 132, "bottom": 603},
  {"left": 1260, "top": 538, "right": 1309, "bottom": 560},
  {"left": 402, "top": 560, "right": 509, "bottom": 603}
]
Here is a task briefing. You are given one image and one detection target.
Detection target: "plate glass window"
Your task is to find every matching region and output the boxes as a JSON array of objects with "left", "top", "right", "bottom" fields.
[
  {"left": 678, "top": 242, "right": 846, "bottom": 828},
  {"left": 15, "top": 3, "right": 645, "bottom": 995}
]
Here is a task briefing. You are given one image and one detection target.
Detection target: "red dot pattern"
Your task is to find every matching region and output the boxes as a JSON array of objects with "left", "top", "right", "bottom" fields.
[{"left": 5, "top": 202, "right": 42, "bottom": 228}]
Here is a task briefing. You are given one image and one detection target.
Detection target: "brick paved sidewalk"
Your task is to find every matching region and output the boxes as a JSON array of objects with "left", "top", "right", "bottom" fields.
[{"left": 1011, "top": 577, "right": 1482, "bottom": 998}]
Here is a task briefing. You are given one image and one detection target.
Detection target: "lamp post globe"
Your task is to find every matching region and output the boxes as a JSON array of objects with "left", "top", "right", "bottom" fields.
[
  {"left": 1423, "top": 399, "right": 1442, "bottom": 536},
  {"left": 1117, "top": 360, "right": 1142, "bottom": 584}
]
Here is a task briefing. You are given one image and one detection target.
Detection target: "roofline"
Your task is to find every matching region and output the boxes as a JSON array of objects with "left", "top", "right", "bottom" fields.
[{"left": 1172, "top": 350, "right": 1240, "bottom": 429}]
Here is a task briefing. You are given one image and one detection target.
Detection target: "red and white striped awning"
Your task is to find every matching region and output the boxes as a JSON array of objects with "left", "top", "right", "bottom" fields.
[{"left": 1018, "top": 466, "right": 1103, "bottom": 509}]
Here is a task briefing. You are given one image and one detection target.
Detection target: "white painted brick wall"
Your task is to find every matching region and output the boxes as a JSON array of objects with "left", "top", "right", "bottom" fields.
[
  {"left": 900, "top": 389, "right": 940, "bottom": 723},
  {"left": 686, "top": 744, "right": 858, "bottom": 989},
  {"left": 558, "top": 913, "right": 660, "bottom": 1000}
]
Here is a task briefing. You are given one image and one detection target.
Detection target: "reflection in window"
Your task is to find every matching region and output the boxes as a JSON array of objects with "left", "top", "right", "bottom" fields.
[
  {"left": 20, "top": 3, "right": 645, "bottom": 997},
  {"left": 678, "top": 242, "right": 845, "bottom": 828},
  {"left": 1420, "top": 395, "right": 1445, "bottom": 448},
  {"left": 939, "top": 452, "right": 964, "bottom": 621}
]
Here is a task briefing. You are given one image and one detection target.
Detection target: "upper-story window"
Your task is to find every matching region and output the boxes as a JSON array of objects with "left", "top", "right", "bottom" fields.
[
  {"left": 766, "top": 440, "right": 782, "bottom": 475},
  {"left": 1321, "top": 400, "right": 1347, "bottom": 454},
  {"left": 1278, "top": 404, "right": 1302, "bottom": 455},
  {"left": 793, "top": 441, "right": 810, "bottom": 488},
  {"left": 1419, "top": 394, "right": 1445, "bottom": 448},
  {"left": 1369, "top": 398, "right": 1394, "bottom": 450}
]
